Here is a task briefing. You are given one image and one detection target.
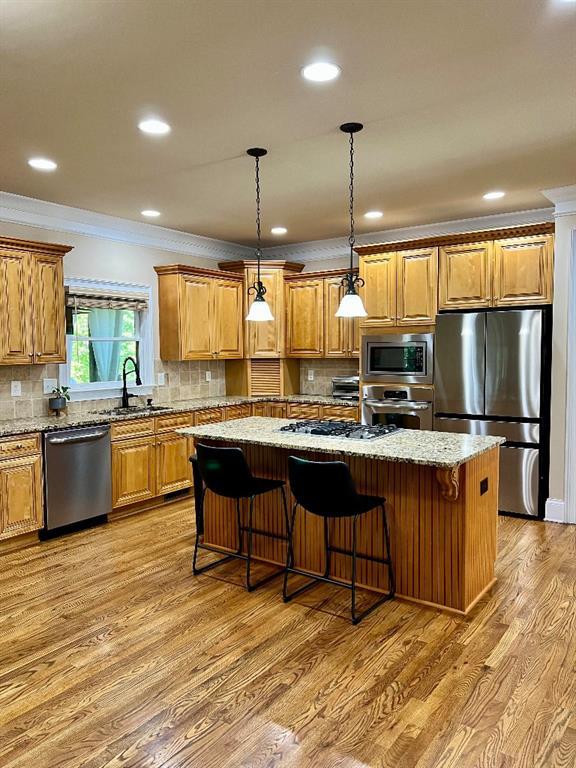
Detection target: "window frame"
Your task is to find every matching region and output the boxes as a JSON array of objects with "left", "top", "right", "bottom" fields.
[{"left": 60, "top": 277, "right": 154, "bottom": 402}]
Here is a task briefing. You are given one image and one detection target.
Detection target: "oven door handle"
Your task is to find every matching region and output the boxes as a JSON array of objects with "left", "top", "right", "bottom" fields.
[{"left": 363, "top": 400, "right": 430, "bottom": 410}]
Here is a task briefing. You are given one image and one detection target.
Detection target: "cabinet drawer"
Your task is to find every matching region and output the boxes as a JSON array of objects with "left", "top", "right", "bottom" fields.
[
  {"left": 194, "top": 408, "right": 224, "bottom": 425},
  {"left": 321, "top": 405, "right": 359, "bottom": 422},
  {"left": 286, "top": 403, "right": 321, "bottom": 420},
  {"left": 155, "top": 412, "right": 193, "bottom": 433},
  {"left": 0, "top": 434, "right": 41, "bottom": 459},
  {"left": 224, "top": 404, "right": 251, "bottom": 421},
  {"left": 111, "top": 418, "right": 155, "bottom": 442}
]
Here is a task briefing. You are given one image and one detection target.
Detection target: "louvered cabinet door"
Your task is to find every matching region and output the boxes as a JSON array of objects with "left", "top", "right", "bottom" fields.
[
  {"left": 249, "top": 359, "right": 282, "bottom": 396},
  {"left": 0, "top": 249, "right": 34, "bottom": 365}
]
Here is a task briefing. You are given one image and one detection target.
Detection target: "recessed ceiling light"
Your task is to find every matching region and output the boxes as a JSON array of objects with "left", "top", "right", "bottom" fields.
[
  {"left": 271, "top": 226, "right": 288, "bottom": 235},
  {"left": 141, "top": 209, "right": 161, "bottom": 218},
  {"left": 301, "top": 62, "right": 341, "bottom": 83},
  {"left": 483, "top": 190, "right": 506, "bottom": 200},
  {"left": 28, "top": 157, "right": 57, "bottom": 171},
  {"left": 138, "top": 118, "right": 171, "bottom": 135},
  {"left": 364, "top": 210, "right": 383, "bottom": 220}
]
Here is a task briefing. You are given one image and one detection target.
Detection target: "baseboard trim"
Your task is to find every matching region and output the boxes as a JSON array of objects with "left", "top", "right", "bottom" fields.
[{"left": 545, "top": 498, "right": 568, "bottom": 523}]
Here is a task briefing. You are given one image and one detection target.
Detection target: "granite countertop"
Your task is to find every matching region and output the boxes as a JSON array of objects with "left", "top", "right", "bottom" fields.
[
  {"left": 179, "top": 416, "right": 505, "bottom": 469},
  {"left": 0, "top": 395, "right": 355, "bottom": 438}
]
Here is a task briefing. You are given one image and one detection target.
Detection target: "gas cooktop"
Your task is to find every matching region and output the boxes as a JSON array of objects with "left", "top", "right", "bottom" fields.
[{"left": 279, "top": 420, "right": 399, "bottom": 440}]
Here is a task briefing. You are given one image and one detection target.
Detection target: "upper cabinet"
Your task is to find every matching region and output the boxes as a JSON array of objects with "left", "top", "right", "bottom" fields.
[
  {"left": 359, "top": 247, "right": 438, "bottom": 327},
  {"left": 439, "top": 232, "right": 554, "bottom": 310},
  {"left": 221, "top": 260, "right": 304, "bottom": 358},
  {"left": 493, "top": 234, "right": 553, "bottom": 306},
  {"left": 0, "top": 238, "right": 69, "bottom": 365},
  {"left": 155, "top": 265, "right": 244, "bottom": 360},
  {"left": 285, "top": 278, "right": 324, "bottom": 357},
  {"left": 324, "top": 276, "right": 360, "bottom": 358},
  {"left": 438, "top": 242, "right": 492, "bottom": 310}
]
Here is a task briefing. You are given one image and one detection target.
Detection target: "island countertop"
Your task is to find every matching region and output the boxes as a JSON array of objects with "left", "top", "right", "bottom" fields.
[{"left": 179, "top": 416, "right": 505, "bottom": 469}]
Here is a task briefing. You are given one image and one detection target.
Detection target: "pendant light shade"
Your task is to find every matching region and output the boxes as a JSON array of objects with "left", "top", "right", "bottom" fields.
[
  {"left": 246, "top": 147, "right": 274, "bottom": 322},
  {"left": 336, "top": 122, "right": 367, "bottom": 319}
]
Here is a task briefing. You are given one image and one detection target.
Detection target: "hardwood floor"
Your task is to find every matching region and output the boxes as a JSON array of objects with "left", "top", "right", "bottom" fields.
[{"left": 0, "top": 499, "right": 574, "bottom": 768}]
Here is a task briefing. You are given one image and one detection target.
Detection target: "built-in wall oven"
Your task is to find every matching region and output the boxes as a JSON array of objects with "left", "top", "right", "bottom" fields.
[
  {"left": 362, "top": 385, "right": 434, "bottom": 430},
  {"left": 362, "top": 334, "right": 434, "bottom": 385}
]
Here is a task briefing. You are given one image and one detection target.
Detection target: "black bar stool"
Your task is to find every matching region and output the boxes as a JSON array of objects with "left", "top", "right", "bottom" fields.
[
  {"left": 284, "top": 455, "right": 395, "bottom": 625},
  {"left": 191, "top": 443, "right": 289, "bottom": 592}
]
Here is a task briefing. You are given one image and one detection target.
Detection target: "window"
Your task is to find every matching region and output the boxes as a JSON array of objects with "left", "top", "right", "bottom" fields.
[{"left": 61, "top": 279, "right": 153, "bottom": 399}]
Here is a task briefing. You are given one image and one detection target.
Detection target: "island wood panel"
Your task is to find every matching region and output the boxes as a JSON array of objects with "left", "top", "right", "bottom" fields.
[{"left": 197, "top": 439, "right": 499, "bottom": 614}]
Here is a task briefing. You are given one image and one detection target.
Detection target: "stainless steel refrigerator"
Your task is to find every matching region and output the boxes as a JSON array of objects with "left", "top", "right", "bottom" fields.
[{"left": 434, "top": 308, "right": 551, "bottom": 518}]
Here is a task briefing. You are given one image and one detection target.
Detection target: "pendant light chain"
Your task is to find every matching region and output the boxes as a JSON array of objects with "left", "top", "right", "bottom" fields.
[
  {"left": 348, "top": 130, "right": 355, "bottom": 265},
  {"left": 245, "top": 146, "right": 273, "bottom": 320},
  {"left": 255, "top": 153, "right": 262, "bottom": 284}
]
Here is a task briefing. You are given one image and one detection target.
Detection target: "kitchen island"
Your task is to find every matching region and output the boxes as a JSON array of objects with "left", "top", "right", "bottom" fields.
[{"left": 180, "top": 417, "right": 505, "bottom": 615}]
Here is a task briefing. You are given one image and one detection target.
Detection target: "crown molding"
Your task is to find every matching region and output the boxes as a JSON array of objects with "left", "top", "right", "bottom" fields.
[
  {"left": 0, "top": 191, "right": 253, "bottom": 261},
  {"left": 542, "top": 185, "right": 576, "bottom": 217},
  {"left": 262, "top": 207, "right": 555, "bottom": 263}
]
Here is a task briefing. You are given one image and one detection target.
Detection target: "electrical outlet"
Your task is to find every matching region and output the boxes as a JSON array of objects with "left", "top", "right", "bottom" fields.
[
  {"left": 307, "top": 369, "right": 315, "bottom": 382},
  {"left": 205, "top": 370, "right": 212, "bottom": 382},
  {"left": 11, "top": 381, "right": 22, "bottom": 397},
  {"left": 43, "top": 378, "right": 58, "bottom": 395},
  {"left": 157, "top": 372, "right": 166, "bottom": 386}
]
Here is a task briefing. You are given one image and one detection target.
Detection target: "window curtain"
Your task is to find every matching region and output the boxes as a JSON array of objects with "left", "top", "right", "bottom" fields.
[{"left": 87, "top": 309, "right": 124, "bottom": 382}]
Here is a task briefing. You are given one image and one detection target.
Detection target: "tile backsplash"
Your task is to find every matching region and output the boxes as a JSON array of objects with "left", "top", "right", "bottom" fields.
[
  {"left": 0, "top": 360, "right": 226, "bottom": 420},
  {"left": 299, "top": 359, "right": 359, "bottom": 396}
]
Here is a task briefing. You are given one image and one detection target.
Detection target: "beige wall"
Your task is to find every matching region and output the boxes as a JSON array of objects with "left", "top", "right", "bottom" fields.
[
  {"left": 299, "top": 359, "right": 359, "bottom": 396},
  {"left": 548, "top": 212, "right": 576, "bottom": 504}
]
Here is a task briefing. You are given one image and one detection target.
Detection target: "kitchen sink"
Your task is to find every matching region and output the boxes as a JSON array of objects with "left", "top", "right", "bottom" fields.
[{"left": 90, "top": 405, "right": 174, "bottom": 416}]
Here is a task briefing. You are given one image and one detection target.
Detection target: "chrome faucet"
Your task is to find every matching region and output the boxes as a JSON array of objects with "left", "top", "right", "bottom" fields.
[{"left": 121, "top": 356, "right": 142, "bottom": 409}]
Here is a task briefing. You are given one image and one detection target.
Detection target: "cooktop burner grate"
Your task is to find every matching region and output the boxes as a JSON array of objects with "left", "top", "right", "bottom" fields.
[{"left": 279, "top": 420, "right": 399, "bottom": 440}]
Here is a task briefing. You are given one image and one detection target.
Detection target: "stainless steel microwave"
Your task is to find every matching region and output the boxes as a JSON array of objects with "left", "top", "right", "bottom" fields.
[{"left": 362, "top": 333, "right": 434, "bottom": 384}]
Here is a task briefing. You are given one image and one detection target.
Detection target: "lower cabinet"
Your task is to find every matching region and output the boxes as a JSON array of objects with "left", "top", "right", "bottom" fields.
[
  {"left": 156, "top": 433, "right": 193, "bottom": 496},
  {"left": 252, "top": 401, "right": 287, "bottom": 418},
  {"left": 286, "top": 403, "right": 321, "bottom": 420},
  {"left": 0, "top": 451, "right": 43, "bottom": 540},
  {"left": 112, "top": 436, "right": 157, "bottom": 508},
  {"left": 321, "top": 405, "right": 359, "bottom": 422}
]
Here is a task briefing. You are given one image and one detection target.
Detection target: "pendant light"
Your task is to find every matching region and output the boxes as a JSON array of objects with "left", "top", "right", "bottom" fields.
[
  {"left": 335, "top": 122, "right": 367, "bottom": 318},
  {"left": 246, "top": 147, "right": 274, "bottom": 322}
]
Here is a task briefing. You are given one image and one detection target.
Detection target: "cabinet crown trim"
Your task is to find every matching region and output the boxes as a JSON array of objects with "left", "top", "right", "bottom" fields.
[
  {"left": 0, "top": 236, "right": 72, "bottom": 255},
  {"left": 154, "top": 264, "right": 243, "bottom": 281}
]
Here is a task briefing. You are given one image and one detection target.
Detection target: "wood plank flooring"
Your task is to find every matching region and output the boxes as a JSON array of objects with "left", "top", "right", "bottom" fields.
[{"left": 0, "top": 499, "right": 574, "bottom": 768}]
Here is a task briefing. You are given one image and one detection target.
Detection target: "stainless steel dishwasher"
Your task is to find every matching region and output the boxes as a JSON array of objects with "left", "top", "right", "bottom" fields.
[{"left": 44, "top": 425, "right": 112, "bottom": 532}]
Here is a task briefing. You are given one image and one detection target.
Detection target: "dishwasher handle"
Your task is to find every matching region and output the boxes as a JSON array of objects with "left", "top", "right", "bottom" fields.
[{"left": 48, "top": 428, "right": 110, "bottom": 445}]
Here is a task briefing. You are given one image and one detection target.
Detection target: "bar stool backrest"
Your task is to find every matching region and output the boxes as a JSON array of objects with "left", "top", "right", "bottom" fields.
[
  {"left": 196, "top": 443, "right": 254, "bottom": 498},
  {"left": 288, "top": 455, "right": 358, "bottom": 518}
]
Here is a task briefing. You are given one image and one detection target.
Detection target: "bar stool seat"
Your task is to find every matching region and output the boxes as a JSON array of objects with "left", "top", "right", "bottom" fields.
[
  {"left": 284, "top": 455, "right": 395, "bottom": 625},
  {"left": 191, "top": 443, "right": 289, "bottom": 592}
]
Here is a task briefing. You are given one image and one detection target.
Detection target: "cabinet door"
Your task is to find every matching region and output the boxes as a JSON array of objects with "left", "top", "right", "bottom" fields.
[
  {"left": 396, "top": 247, "right": 438, "bottom": 325},
  {"left": 324, "top": 277, "right": 349, "bottom": 358},
  {"left": 0, "top": 454, "right": 43, "bottom": 540},
  {"left": 112, "top": 436, "right": 156, "bottom": 508},
  {"left": 359, "top": 253, "right": 396, "bottom": 326},
  {"left": 286, "top": 280, "right": 324, "bottom": 357},
  {"left": 267, "top": 402, "right": 287, "bottom": 418},
  {"left": 252, "top": 402, "right": 268, "bottom": 417},
  {"left": 321, "top": 405, "right": 359, "bottom": 422},
  {"left": 156, "top": 433, "right": 193, "bottom": 496},
  {"left": 493, "top": 234, "right": 553, "bottom": 306},
  {"left": 246, "top": 267, "right": 283, "bottom": 357},
  {"left": 180, "top": 276, "right": 213, "bottom": 360},
  {"left": 32, "top": 254, "right": 66, "bottom": 364},
  {"left": 0, "top": 249, "right": 33, "bottom": 365},
  {"left": 213, "top": 279, "right": 243, "bottom": 358},
  {"left": 439, "top": 242, "right": 492, "bottom": 309}
]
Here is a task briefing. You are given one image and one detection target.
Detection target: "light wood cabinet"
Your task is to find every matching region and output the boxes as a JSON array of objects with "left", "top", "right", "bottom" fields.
[
  {"left": 0, "top": 238, "right": 69, "bottom": 365},
  {"left": 493, "top": 235, "right": 553, "bottom": 306},
  {"left": 156, "top": 433, "right": 193, "bottom": 496},
  {"left": 360, "top": 248, "right": 437, "bottom": 327},
  {"left": 360, "top": 253, "right": 397, "bottom": 327},
  {"left": 323, "top": 277, "right": 360, "bottom": 358},
  {"left": 321, "top": 405, "right": 359, "bottom": 422},
  {"left": 439, "top": 242, "right": 492, "bottom": 310},
  {"left": 0, "top": 449, "right": 43, "bottom": 540},
  {"left": 112, "top": 436, "right": 157, "bottom": 508},
  {"left": 396, "top": 248, "right": 438, "bottom": 324},
  {"left": 286, "top": 403, "right": 321, "bottom": 419},
  {"left": 285, "top": 279, "right": 325, "bottom": 357},
  {"left": 155, "top": 265, "right": 244, "bottom": 361}
]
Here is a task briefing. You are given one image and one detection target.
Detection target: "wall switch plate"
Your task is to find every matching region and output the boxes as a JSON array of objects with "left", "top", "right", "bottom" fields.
[
  {"left": 307, "top": 369, "right": 315, "bottom": 382},
  {"left": 205, "top": 370, "right": 212, "bottom": 382},
  {"left": 157, "top": 372, "right": 166, "bottom": 386},
  {"left": 11, "top": 381, "right": 22, "bottom": 397},
  {"left": 43, "top": 378, "right": 58, "bottom": 395}
]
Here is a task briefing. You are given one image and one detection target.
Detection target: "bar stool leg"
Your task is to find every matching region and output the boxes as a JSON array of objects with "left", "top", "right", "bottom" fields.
[
  {"left": 283, "top": 503, "right": 298, "bottom": 600},
  {"left": 351, "top": 514, "right": 359, "bottom": 624},
  {"left": 382, "top": 503, "right": 395, "bottom": 596},
  {"left": 323, "top": 518, "right": 331, "bottom": 578},
  {"left": 236, "top": 498, "right": 243, "bottom": 555}
]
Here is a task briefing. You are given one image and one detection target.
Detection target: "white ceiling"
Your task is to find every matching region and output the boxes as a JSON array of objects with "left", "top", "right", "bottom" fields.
[{"left": 1, "top": 0, "right": 575, "bottom": 246}]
